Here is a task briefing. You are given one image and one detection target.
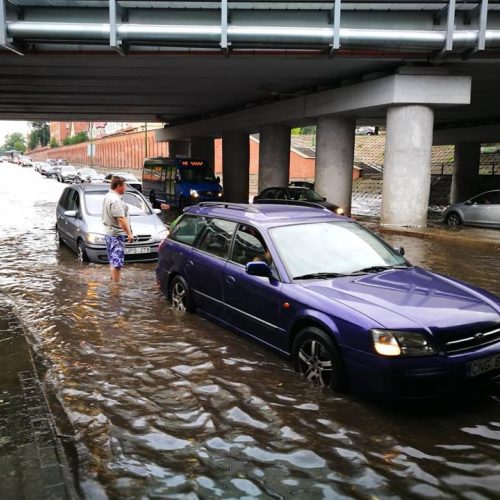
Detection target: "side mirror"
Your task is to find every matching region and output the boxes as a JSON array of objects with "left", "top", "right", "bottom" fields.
[
  {"left": 246, "top": 261, "right": 272, "bottom": 278},
  {"left": 64, "top": 210, "right": 77, "bottom": 218},
  {"left": 322, "top": 197, "right": 326, "bottom": 201},
  {"left": 393, "top": 246, "right": 405, "bottom": 256},
  {"left": 464, "top": 200, "right": 472, "bottom": 206},
  {"left": 216, "top": 176, "right": 221, "bottom": 184}
]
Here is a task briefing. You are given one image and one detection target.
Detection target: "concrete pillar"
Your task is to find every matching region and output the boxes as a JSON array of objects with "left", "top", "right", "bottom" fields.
[
  {"left": 315, "top": 116, "right": 355, "bottom": 214},
  {"left": 258, "top": 125, "right": 291, "bottom": 192},
  {"left": 381, "top": 105, "right": 434, "bottom": 227},
  {"left": 222, "top": 131, "right": 249, "bottom": 203},
  {"left": 191, "top": 137, "right": 215, "bottom": 171},
  {"left": 451, "top": 142, "right": 481, "bottom": 203},
  {"left": 168, "top": 140, "right": 190, "bottom": 158}
]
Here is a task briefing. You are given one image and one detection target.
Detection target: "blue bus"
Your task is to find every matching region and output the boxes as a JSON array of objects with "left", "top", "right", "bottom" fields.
[{"left": 142, "top": 157, "right": 224, "bottom": 209}]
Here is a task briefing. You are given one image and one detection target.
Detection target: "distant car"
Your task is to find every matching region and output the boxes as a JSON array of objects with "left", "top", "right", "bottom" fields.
[
  {"left": 355, "top": 126, "right": 376, "bottom": 135},
  {"left": 75, "top": 167, "right": 105, "bottom": 183},
  {"left": 289, "top": 180, "right": 315, "bottom": 190},
  {"left": 444, "top": 189, "right": 500, "bottom": 229},
  {"left": 156, "top": 202, "right": 500, "bottom": 400},
  {"left": 56, "top": 183, "right": 167, "bottom": 263},
  {"left": 254, "top": 186, "right": 343, "bottom": 214},
  {"left": 46, "top": 159, "right": 58, "bottom": 166},
  {"left": 57, "top": 159, "right": 69, "bottom": 166},
  {"left": 34, "top": 161, "right": 49, "bottom": 173},
  {"left": 40, "top": 163, "right": 59, "bottom": 177},
  {"left": 104, "top": 172, "right": 142, "bottom": 192},
  {"left": 57, "top": 165, "right": 77, "bottom": 183},
  {"left": 18, "top": 155, "right": 33, "bottom": 167}
]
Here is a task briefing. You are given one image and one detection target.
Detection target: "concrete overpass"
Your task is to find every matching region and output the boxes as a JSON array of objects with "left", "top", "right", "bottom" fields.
[{"left": 2, "top": 1, "right": 500, "bottom": 226}]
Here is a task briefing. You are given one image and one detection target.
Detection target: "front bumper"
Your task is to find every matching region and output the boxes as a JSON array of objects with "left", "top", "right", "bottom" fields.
[
  {"left": 345, "top": 342, "right": 500, "bottom": 400},
  {"left": 85, "top": 242, "right": 160, "bottom": 264}
]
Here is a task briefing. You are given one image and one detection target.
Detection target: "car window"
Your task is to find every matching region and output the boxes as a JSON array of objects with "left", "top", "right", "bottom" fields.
[
  {"left": 490, "top": 191, "right": 500, "bottom": 204},
  {"left": 170, "top": 215, "right": 209, "bottom": 246},
  {"left": 58, "top": 188, "right": 73, "bottom": 210},
  {"left": 262, "top": 189, "right": 275, "bottom": 199},
  {"left": 67, "top": 190, "right": 80, "bottom": 212},
  {"left": 231, "top": 225, "right": 271, "bottom": 266},
  {"left": 122, "top": 192, "right": 152, "bottom": 215},
  {"left": 197, "top": 218, "right": 237, "bottom": 258},
  {"left": 276, "top": 189, "right": 287, "bottom": 200}
]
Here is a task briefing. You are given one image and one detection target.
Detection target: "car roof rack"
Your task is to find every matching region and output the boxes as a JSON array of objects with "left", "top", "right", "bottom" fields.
[
  {"left": 253, "top": 199, "right": 329, "bottom": 210},
  {"left": 196, "top": 202, "right": 260, "bottom": 213}
]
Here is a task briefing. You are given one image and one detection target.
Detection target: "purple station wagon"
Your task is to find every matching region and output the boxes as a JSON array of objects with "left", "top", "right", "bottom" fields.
[{"left": 156, "top": 202, "right": 500, "bottom": 399}]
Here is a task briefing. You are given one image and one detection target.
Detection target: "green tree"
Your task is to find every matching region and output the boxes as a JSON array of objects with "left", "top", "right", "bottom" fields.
[
  {"left": 27, "top": 121, "right": 50, "bottom": 150},
  {"left": 2, "top": 132, "right": 26, "bottom": 153},
  {"left": 49, "top": 136, "right": 59, "bottom": 148},
  {"left": 63, "top": 131, "right": 88, "bottom": 145}
]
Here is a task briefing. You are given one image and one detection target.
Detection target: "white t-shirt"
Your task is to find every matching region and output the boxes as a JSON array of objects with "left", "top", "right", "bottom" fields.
[{"left": 102, "top": 190, "right": 130, "bottom": 236}]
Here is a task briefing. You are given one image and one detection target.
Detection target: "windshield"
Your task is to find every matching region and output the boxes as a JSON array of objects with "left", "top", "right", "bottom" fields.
[
  {"left": 289, "top": 188, "right": 323, "bottom": 202},
  {"left": 180, "top": 166, "right": 216, "bottom": 183},
  {"left": 85, "top": 191, "right": 153, "bottom": 216},
  {"left": 269, "top": 221, "right": 407, "bottom": 278}
]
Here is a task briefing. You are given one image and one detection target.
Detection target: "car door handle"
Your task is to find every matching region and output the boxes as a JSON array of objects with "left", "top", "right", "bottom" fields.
[{"left": 225, "top": 276, "right": 236, "bottom": 285}]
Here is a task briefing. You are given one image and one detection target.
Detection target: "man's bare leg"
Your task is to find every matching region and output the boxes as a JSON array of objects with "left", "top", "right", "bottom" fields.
[{"left": 110, "top": 266, "right": 121, "bottom": 283}]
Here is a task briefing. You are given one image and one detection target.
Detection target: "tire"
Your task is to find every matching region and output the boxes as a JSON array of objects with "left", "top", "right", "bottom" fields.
[
  {"left": 50, "top": 173, "right": 58, "bottom": 180},
  {"left": 292, "top": 326, "right": 348, "bottom": 392},
  {"left": 169, "top": 275, "right": 195, "bottom": 313},
  {"left": 445, "top": 212, "right": 462, "bottom": 227},
  {"left": 77, "top": 239, "right": 89, "bottom": 263},
  {"left": 55, "top": 225, "right": 63, "bottom": 244}
]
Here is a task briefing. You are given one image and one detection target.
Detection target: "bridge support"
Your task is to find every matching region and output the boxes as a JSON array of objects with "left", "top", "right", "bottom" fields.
[
  {"left": 222, "top": 131, "right": 249, "bottom": 203},
  {"left": 451, "top": 142, "right": 481, "bottom": 203},
  {"left": 381, "top": 105, "right": 434, "bottom": 227},
  {"left": 315, "top": 116, "right": 355, "bottom": 215},
  {"left": 168, "top": 140, "right": 190, "bottom": 158},
  {"left": 191, "top": 137, "right": 215, "bottom": 171},
  {"left": 258, "top": 125, "right": 290, "bottom": 193}
]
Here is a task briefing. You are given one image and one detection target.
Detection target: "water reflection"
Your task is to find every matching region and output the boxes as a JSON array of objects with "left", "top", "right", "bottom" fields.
[{"left": 0, "top": 164, "right": 499, "bottom": 498}]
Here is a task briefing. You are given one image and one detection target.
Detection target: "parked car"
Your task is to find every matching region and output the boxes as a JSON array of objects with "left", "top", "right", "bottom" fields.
[
  {"left": 18, "top": 155, "right": 33, "bottom": 167},
  {"left": 355, "top": 126, "right": 376, "bottom": 135},
  {"left": 40, "top": 163, "right": 60, "bottom": 178},
  {"left": 33, "top": 161, "right": 47, "bottom": 173},
  {"left": 444, "top": 189, "right": 500, "bottom": 229},
  {"left": 156, "top": 202, "right": 500, "bottom": 400},
  {"left": 57, "top": 159, "right": 69, "bottom": 166},
  {"left": 254, "top": 186, "right": 343, "bottom": 214},
  {"left": 75, "top": 167, "right": 105, "bottom": 183},
  {"left": 56, "top": 183, "right": 167, "bottom": 263},
  {"left": 57, "top": 165, "right": 77, "bottom": 183},
  {"left": 104, "top": 172, "right": 142, "bottom": 192}
]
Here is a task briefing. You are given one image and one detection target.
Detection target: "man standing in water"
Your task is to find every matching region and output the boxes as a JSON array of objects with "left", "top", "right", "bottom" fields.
[{"left": 102, "top": 176, "right": 133, "bottom": 284}]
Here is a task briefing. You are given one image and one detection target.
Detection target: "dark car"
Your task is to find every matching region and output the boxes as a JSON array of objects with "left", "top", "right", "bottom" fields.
[
  {"left": 104, "top": 171, "right": 142, "bottom": 192},
  {"left": 289, "top": 180, "right": 315, "bottom": 190},
  {"left": 57, "top": 165, "right": 77, "bottom": 183},
  {"left": 443, "top": 190, "right": 500, "bottom": 229},
  {"left": 56, "top": 183, "right": 167, "bottom": 263},
  {"left": 254, "top": 186, "right": 343, "bottom": 214},
  {"left": 156, "top": 202, "right": 500, "bottom": 400}
]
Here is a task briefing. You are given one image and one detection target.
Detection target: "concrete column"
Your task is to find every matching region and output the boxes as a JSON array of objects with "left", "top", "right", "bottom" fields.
[
  {"left": 191, "top": 137, "right": 215, "bottom": 171},
  {"left": 168, "top": 140, "right": 190, "bottom": 158},
  {"left": 381, "top": 105, "right": 434, "bottom": 227},
  {"left": 315, "top": 116, "right": 355, "bottom": 214},
  {"left": 222, "top": 131, "right": 249, "bottom": 203},
  {"left": 451, "top": 142, "right": 481, "bottom": 203},
  {"left": 258, "top": 125, "right": 291, "bottom": 192}
]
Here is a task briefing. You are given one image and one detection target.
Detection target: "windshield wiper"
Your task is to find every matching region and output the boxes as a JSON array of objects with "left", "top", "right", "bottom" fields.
[
  {"left": 350, "top": 265, "right": 410, "bottom": 275},
  {"left": 293, "top": 272, "right": 347, "bottom": 280}
]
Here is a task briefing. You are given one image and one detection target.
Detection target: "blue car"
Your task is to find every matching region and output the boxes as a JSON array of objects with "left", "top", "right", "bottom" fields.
[{"left": 156, "top": 202, "right": 500, "bottom": 399}]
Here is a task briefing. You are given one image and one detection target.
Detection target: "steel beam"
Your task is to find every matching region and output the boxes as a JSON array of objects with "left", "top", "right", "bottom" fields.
[
  {"left": 220, "top": 0, "right": 229, "bottom": 51},
  {"left": 0, "top": 0, "right": 23, "bottom": 55},
  {"left": 109, "top": 0, "right": 126, "bottom": 56},
  {"left": 330, "top": 0, "right": 341, "bottom": 54}
]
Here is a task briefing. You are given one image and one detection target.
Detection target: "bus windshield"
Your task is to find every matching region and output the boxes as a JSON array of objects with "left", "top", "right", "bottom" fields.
[{"left": 179, "top": 166, "right": 216, "bottom": 183}]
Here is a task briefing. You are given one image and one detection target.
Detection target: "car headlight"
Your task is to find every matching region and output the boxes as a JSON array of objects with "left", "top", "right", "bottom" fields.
[
  {"left": 86, "top": 232, "right": 107, "bottom": 245},
  {"left": 157, "top": 228, "right": 170, "bottom": 241},
  {"left": 190, "top": 189, "right": 199, "bottom": 198},
  {"left": 217, "top": 190, "right": 224, "bottom": 198},
  {"left": 371, "top": 329, "right": 436, "bottom": 357},
  {"left": 335, "top": 207, "right": 344, "bottom": 215}
]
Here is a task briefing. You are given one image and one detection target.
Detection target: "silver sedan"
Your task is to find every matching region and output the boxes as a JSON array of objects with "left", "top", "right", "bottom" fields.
[{"left": 444, "top": 189, "right": 500, "bottom": 229}]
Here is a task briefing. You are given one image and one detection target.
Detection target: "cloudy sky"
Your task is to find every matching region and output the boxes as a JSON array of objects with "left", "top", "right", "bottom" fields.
[{"left": 0, "top": 120, "right": 29, "bottom": 144}]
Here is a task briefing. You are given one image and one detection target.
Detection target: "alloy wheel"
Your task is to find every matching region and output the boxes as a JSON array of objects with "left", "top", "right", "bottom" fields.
[
  {"left": 296, "top": 339, "right": 333, "bottom": 387},
  {"left": 446, "top": 213, "right": 461, "bottom": 227},
  {"left": 171, "top": 281, "right": 187, "bottom": 312}
]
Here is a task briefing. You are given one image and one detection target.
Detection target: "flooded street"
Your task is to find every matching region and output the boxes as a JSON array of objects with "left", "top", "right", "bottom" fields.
[{"left": 1, "top": 163, "right": 500, "bottom": 499}]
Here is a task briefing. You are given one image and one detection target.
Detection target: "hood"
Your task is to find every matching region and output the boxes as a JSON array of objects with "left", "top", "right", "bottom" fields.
[{"left": 300, "top": 267, "right": 500, "bottom": 332}]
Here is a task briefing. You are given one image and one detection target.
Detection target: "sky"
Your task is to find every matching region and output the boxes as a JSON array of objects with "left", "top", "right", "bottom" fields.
[{"left": 0, "top": 120, "right": 30, "bottom": 145}]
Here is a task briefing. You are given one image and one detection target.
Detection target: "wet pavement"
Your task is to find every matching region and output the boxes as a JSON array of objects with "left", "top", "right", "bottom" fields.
[{"left": 1, "top": 162, "right": 500, "bottom": 499}]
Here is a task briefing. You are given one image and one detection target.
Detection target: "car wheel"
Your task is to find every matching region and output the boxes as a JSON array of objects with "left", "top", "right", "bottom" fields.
[
  {"left": 55, "top": 225, "right": 63, "bottom": 244},
  {"left": 77, "top": 239, "right": 89, "bottom": 263},
  {"left": 293, "top": 327, "right": 348, "bottom": 392},
  {"left": 446, "top": 212, "right": 462, "bottom": 227},
  {"left": 169, "top": 276, "right": 195, "bottom": 313},
  {"left": 50, "top": 173, "right": 58, "bottom": 180}
]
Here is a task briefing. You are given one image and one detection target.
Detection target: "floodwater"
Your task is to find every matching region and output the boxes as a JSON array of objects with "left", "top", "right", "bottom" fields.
[{"left": 1, "top": 163, "right": 500, "bottom": 499}]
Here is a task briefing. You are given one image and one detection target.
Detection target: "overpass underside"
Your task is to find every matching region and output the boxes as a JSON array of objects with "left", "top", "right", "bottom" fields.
[{"left": 2, "top": 1, "right": 500, "bottom": 226}]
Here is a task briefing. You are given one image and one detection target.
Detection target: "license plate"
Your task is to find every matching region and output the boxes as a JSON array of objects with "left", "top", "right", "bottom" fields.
[
  {"left": 467, "top": 353, "right": 500, "bottom": 378},
  {"left": 125, "top": 246, "right": 151, "bottom": 255}
]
